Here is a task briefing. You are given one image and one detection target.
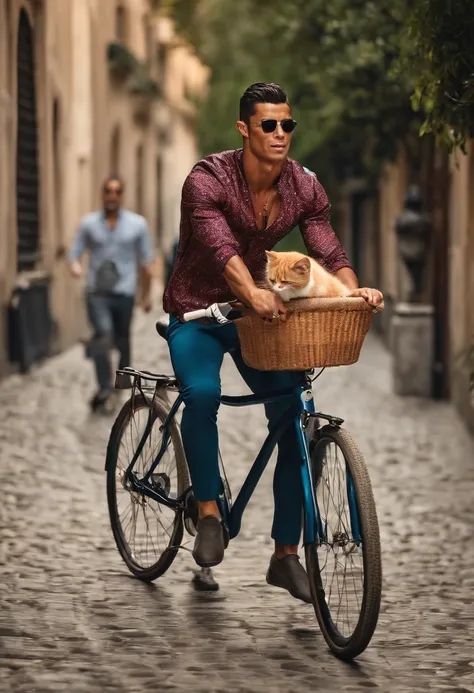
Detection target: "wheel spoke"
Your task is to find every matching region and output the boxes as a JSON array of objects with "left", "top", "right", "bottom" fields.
[{"left": 313, "top": 437, "right": 366, "bottom": 641}]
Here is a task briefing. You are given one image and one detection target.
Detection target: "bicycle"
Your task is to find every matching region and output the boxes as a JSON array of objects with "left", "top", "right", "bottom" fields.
[{"left": 105, "top": 301, "right": 382, "bottom": 660}]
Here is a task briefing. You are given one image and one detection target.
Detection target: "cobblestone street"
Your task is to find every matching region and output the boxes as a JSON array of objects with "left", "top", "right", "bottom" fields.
[{"left": 1, "top": 307, "right": 474, "bottom": 693}]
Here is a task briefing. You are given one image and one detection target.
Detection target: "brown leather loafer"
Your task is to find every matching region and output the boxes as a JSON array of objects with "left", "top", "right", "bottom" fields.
[
  {"left": 266, "top": 554, "right": 312, "bottom": 604},
  {"left": 192, "top": 516, "right": 228, "bottom": 568}
]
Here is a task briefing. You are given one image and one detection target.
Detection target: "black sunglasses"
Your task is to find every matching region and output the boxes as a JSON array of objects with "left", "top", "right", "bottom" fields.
[{"left": 259, "top": 118, "right": 297, "bottom": 134}]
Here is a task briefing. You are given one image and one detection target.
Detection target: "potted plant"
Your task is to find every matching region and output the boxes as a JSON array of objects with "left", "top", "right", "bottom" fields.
[
  {"left": 107, "top": 42, "right": 138, "bottom": 81},
  {"left": 128, "top": 63, "right": 160, "bottom": 123}
]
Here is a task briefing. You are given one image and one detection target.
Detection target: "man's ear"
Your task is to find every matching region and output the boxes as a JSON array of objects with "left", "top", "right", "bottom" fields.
[{"left": 236, "top": 120, "right": 249, "bottom": 138}]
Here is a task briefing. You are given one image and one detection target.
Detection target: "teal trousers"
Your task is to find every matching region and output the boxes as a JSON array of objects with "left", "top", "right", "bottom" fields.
[{"left": 167, "top": 315, "right": 304, "bottom": 545}]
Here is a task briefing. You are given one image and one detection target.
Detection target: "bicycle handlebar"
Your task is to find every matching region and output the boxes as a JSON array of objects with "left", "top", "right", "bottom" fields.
[{"left": 182, "top": 302, "right": 236, "bottom": 324}]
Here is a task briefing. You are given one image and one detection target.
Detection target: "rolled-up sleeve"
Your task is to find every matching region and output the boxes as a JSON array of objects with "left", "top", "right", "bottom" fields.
[
  {"left": 182, "top": 169, "right": 241, "bottom": 273},
  {"left": 299, "top": 176, "right": 352, "bottom": 273},
  {"left": 69, "top": 219, "right": 88, "bottom": 261}
]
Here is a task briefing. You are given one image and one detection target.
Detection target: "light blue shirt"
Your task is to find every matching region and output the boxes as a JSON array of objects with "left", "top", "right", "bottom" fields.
[{"left": 69, "top": 209, "right": 153, "bottom": 296}]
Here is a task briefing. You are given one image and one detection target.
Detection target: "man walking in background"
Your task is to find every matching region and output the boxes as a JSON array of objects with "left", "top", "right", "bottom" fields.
[{"left": 69, "top": 176, "right": 154, "bottom": 412}]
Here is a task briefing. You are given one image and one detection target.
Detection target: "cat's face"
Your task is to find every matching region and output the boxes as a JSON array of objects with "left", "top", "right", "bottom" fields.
[{"left": 265, "top": 250, "right": 311, "bottom": 294}]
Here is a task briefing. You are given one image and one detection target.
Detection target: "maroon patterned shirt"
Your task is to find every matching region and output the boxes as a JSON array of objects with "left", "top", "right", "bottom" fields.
[{"left": 163, "top": 149, "right": 352, "bottom": 319}]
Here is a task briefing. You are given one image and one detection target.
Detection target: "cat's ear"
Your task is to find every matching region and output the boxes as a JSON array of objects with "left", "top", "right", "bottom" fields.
[
  {"left": 293, "top": 258, "right": 311, "bottom": 274},
  {"left": 265, "top": 250, "right": 278, "bottom": 262}
]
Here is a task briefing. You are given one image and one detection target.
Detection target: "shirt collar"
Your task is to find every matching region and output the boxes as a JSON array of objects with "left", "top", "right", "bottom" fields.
[{"left": 101, "top": 208, "right": 123, "bottom": 221}]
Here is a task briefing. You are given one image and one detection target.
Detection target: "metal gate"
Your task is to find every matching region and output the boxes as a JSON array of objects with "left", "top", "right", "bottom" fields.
[{"left": 16, "top": 9, "right": 40, "bottom": 272}]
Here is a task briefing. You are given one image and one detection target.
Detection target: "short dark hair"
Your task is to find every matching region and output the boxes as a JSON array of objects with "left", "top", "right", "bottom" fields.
[
  {"left": 102, "top": 175, "right": 124, "bottom": 193},
  {"left": 239, "top": 82, "right": 288, "bottom": 123}
]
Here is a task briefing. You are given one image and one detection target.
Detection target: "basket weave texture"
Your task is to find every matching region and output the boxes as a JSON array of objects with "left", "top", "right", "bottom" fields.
[{"left": 235, "top": 297, "right": 373, "bottom": 371}]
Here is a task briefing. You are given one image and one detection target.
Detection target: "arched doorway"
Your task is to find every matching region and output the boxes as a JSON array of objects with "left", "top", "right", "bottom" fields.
[{"left": 16, "top": 8, "right": 40, "bottom": 272}]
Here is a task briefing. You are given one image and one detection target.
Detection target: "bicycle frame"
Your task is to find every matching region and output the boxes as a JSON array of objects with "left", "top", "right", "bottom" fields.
[{"left": 123, "top": 371, "right": 348, "bottom": 546}]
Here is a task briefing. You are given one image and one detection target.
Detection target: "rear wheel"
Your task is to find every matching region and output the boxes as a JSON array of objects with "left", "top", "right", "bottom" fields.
[
  {"left": 305, "top": 425, "right": 382, "bottom": 659},
  {"left": 106, "top": 394, "right": 189, "bottom": 581}
]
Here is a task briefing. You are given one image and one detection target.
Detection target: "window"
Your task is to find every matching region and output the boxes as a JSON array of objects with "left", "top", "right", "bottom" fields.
[
  {"left": 156, "top": 42, "right": 167, "bottom": 83},
  {"left": 135, "top": 144, "right": 144, "bottom": 215},
  {"left": 155, "top": 155, "right": 163, "bottom": 249},
  {"left": 110, "top": 126, "right": 121, "bottom": 175},
  {"left": 115, "top": 4, "right": 127, "bottom": 44},
  {"left": 53, "top": 99, "right": 62, "bottom": 249},
  {"left": 16, "top": 9, "right": 40, "bottom": 271},
  {"left": 143, "top": 14, "right": 154, "bottom": 66}
]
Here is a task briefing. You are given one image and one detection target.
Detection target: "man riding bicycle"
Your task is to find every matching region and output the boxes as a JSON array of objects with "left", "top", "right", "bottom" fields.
[{"left": 163, "top": 82, "right": 383, "bottom": 603}]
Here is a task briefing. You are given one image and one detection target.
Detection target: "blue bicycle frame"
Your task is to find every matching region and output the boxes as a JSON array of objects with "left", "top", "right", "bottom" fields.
[{"left": 123, "top": 370, "right": 355, "bottom": 547}]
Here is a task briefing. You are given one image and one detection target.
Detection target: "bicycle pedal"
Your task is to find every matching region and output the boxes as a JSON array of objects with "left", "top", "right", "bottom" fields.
[{"left": 184, "top": 490, "right": 198, "bottom": 537}]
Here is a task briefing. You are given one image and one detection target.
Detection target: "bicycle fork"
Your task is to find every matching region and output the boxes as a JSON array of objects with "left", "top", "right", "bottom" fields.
[
  {"left": 296, "top": 387, "right": 323, "bottom": 546},
  {"left": 298, "top": 390, "right": 362, "bottom": 548}
]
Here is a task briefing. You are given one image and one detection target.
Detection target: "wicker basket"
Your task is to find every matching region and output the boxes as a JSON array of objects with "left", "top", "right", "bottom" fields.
[{"left": 235, "top": 297, "right": 373, "bottom": 371}]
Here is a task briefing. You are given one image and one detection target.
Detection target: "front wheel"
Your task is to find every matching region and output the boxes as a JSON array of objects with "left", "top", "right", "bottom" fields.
[{"left": 305, "top": 425, "right": 382, "bottom": 659}]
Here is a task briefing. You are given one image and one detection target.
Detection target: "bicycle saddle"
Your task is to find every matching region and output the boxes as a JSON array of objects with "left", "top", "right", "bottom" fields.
[{"left": 155, "top": 320, "right": 168, "bottom": 341}]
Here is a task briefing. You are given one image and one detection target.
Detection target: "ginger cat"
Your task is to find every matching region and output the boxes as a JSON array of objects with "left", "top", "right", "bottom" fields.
[{"left": 265, "top": 250, "right": 350, "bottom": 301}]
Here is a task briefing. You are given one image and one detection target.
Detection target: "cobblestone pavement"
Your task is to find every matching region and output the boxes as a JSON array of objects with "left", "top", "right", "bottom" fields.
[{"left": 1, "top": 307, "right": 474, "bottom": 693}]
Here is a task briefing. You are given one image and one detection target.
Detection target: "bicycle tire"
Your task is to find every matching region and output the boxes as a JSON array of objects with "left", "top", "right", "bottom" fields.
[
  {"left": 305, "top": 425, "right": 382, "bottom": 659},
  {"left": 106, "top": 393, "right": 189, "bottom": 581}
]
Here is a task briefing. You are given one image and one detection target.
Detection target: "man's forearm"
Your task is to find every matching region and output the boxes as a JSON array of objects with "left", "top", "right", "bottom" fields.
[
  {"left": 335, "top": 267, "right": 359, "bottom": 290},
  {"left": 222, "top": 255, "right": 259, "bottom": 305},
  {"left": 223, "top": 255, "right": 288, "bottom": 320}
]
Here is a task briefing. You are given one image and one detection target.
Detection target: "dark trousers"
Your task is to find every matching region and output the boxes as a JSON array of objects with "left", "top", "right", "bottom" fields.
[{"left": 86, "top": 293, "right": 135, "bottom": 394}]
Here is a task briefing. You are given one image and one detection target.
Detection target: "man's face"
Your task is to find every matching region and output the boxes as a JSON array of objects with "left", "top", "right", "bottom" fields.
[
  {"left": 238, "top": 102, "right": 295, "bottom": 163},
  {"left": 103, "top": 179, "right": 122, "bottom": 213}
]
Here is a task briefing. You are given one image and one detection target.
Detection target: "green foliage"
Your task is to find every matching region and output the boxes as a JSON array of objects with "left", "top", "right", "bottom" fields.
[
  {"left": 107, "top": 42, "right": 138, "bottom": 79},
  {"left": 159, "top": 0, "right": 474, "bottom": 183},
  {"left": 107, "top": 42, "right": 160, "bottom": 100},
  {"left": 407, "top": 0, "right": 474, "bottom": 151},
  {"left": 273, "top": 227, "right": 306, "bottom": 253},
  {"left": 159, "top": 0, "right": 422, "bottom": 191},
  {"left": 128, "top": 64, "right": 160, "bottom": 99}
]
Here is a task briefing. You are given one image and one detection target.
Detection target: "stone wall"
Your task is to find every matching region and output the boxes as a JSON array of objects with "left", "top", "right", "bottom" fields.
[
  {"left": 0, "top": 0, "right": 207, "bottom": 376},
  {"left": 344, "top": 143, "right": 474, "bottom": 431},
  {"left": 448, "top": 145, "right": 474, "bottom": 432}
]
